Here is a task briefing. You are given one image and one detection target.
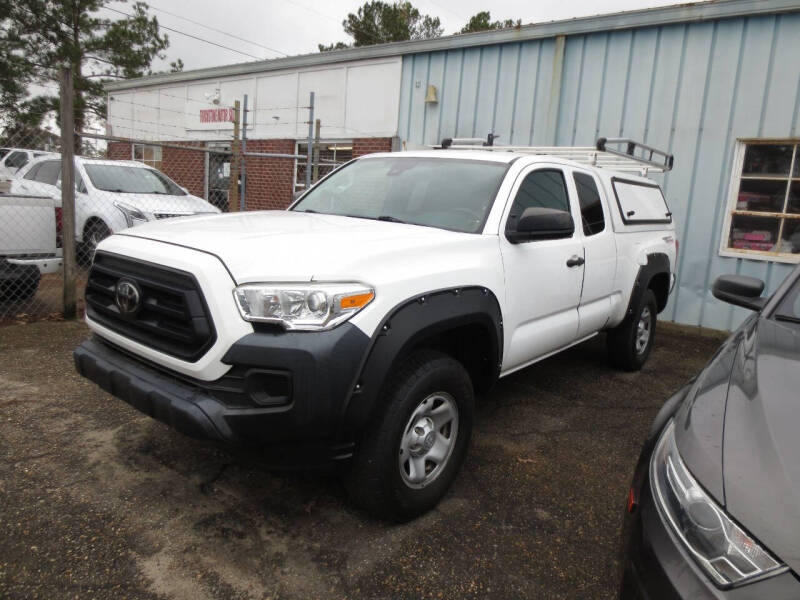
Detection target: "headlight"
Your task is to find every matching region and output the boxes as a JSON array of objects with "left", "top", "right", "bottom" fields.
[
  {"left": 233, "top": 283, "right": 374, "bottom": 330},
  {"left": 114, "top": 202, "right": 148, "bottom": 227},
  {"left": 651, "top": 420, "right": 786, "bottom": 586}
]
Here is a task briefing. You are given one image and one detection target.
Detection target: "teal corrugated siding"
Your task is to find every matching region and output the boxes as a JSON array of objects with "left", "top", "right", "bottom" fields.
[{"left": 397, "top": 11, "right": 800, "bottom": 330}]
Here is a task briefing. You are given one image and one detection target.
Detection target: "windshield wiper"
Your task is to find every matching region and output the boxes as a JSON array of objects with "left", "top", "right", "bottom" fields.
[
  {"left": 775, "top": 314, "right": 800, "bottom": 325},
  {"left": 339, "top": 214, "right": 407, "bottom": 224}
]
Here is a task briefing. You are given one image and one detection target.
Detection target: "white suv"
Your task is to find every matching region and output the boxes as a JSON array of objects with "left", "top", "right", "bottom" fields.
[
  {"left": 13, "top": 156, "right": 220, "bottom": 259},
  {"left": 74, "top": 138, "right": 677, "bottom": 520}
]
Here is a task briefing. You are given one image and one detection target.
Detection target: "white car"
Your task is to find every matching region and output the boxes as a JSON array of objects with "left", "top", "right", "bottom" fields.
[
  {"left": 13, "top": 156, "right": 220, "bottom": 259},
  {"left": 74, "top": 138, "right": 677, "bottom": 520},
  {"left": 0, "top": 148, "right": 55, "bottom": 179}
]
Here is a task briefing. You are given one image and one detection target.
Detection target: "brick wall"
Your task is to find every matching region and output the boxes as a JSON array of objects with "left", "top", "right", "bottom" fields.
[
  {"left": 106, "top": 141, "right": 131, "bottom": 161},
  {"left": 106, "top": 137, "right": 394, "bottom": 212},
  {"left": 243, "top": 139, "right": 296, "bottom": 210},
  {"left": 161, "top": 142, "right": 205, "bottom": 198},
  {"left": 353, "top": 138, "right": 392, "bottom": 157}
]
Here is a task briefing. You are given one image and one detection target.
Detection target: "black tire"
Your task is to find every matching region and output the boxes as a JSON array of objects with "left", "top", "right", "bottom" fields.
[
  {"left": 0, "top": 272, "right": 40, "bottom": 302},
  {"left": 345, "top": 349, "right": 474, "bottom": 521},
  {"left": 607, "top": 289, "right": 658, "bottom": 371},
  {"left": 79, "top": 220, "right": 111, "bottom": 266}
]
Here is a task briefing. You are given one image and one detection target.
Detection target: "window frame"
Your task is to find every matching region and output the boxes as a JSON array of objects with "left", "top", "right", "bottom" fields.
[
  {"left": 502, "top": 165, "right": 576, "bottom": 243},
  {"left": 720, "top": 139, "right": 800, "bottom": 264},
  {"left": 572, "top": 170, "right": 607, "bottom": 236},
  {"left": 131, "top": 143, "right": 163, "bottom": 171}
]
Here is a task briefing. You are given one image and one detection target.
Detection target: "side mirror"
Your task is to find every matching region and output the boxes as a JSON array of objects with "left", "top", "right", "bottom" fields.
[
  {"left": 507, "top": 207, "right": 574, "bottom": 243},
  {"left": 712, "top": 275, "right": 766, "bottom": 311}
]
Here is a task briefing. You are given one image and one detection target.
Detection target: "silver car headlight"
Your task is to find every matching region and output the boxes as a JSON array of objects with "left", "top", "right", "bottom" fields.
[
  {"left": 114, "top": 201, "right": 148, "bottom": 227},
  {"left": 233, "top": 283, "right": 374, "bottom": 331},
  {"left": 650, "top": 420, "right": 787, "bottom": 586}
]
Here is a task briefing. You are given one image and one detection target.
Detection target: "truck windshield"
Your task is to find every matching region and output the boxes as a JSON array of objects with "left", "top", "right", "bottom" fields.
[
  {"left": 291, "top": 157, "right": 508, "bottom": 233},
  {"left": 84, "top": 164, "right": 186, "bottom": 196}
]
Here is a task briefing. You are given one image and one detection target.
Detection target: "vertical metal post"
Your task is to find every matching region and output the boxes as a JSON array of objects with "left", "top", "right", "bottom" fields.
[
  {"left": 305, "top": 92, "right": 314, "bottom": 191},
  {"left": 229, "top": 100, "right": 241, "bottom": 212},
  {"left": 312, "top": 118, "right": 321, "bottom": 183},
  {"left": 59, "top": 66, "right": 77, "bottom": 319},
  {"left": 240, "top": 94, "right": 248, "bottom": 211}
]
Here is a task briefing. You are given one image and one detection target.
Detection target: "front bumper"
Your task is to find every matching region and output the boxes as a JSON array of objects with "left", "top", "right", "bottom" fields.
[
  {"left": 620, "top": 434, "right": 800, "bottom": 599},
  {"left": 74, "top": 323, "right": 370, "bottom": 456}
]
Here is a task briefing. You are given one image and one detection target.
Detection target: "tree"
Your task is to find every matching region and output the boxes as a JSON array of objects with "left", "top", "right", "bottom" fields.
[
  {"left": 460, "top": 11, "right": 520, "bottom": 34},
  {"left": 319, "top": 1, "right": 443, "bottom": 51},
  {"left": 0, "top": 0, "right": 175, "bottom": 150}
]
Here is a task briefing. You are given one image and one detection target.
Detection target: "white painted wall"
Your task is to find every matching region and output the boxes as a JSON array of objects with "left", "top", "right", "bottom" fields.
[{"left": 107, "top": 57, "right": 402, "bottom": 142}]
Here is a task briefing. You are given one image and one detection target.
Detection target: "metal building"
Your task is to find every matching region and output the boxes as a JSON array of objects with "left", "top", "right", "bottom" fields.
[
  {"left": 396, "top": 0, "right": 800, "bottom": 331},
  {"left": 106, "top": 0, "right": 800, "bottom": 330}
]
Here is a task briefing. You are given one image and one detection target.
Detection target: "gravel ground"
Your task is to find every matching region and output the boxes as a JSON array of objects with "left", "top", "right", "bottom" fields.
[{"left": 0, "top": 320, "right": 726, "bottom": 600}]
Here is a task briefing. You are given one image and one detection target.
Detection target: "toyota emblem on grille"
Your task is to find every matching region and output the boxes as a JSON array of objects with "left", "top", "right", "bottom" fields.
[{"left": 115, "top": 279, "right": 141, "bottom": 315}]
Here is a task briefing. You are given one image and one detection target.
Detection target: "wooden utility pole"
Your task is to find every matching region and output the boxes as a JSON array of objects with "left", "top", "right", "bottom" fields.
[
  {"left": 229, "top": 100, "right": 241, "bottom": 212},
  {"left": 59, "top": 66, "right": 77, "bottom": 319},
  {"left": 312, "top": 118, "right": 321, "bottom": 183}
]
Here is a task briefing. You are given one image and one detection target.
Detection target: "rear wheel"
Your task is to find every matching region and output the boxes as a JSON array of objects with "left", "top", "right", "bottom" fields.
[
  {"left": 607, "top": 289, "right": 658, "bottom": 371},
  {"left": 346, "top": 349, "right": 474, "bottom": 521}
]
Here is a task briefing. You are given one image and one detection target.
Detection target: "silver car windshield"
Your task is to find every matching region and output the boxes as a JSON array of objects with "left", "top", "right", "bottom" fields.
[
  {"left": 84, "top": 164, "right": 186, "bottom": 196},
  {"left": 292, "top": 157, "right": 508, "bottom": 233}
]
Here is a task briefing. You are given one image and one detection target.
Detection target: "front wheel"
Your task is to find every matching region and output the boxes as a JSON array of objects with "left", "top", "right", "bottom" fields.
[
  {"left": 345, "top": 350, "right": 474, "bottom": 521},
  {"left": 79, "top": 220, "right": 111, "bottom": 265},
  {"left": 607, "top": 289, "right": 658, "bottom": 371}
]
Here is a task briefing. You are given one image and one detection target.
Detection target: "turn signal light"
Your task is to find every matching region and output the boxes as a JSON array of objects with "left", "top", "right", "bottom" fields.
[{"left": 340, "top": 291, "right": 375, "bottom": 310}]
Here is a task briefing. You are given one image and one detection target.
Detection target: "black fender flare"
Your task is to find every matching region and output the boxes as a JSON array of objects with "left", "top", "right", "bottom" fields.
[
  {"left": 339, "top": 286, "right": 503, "bottom": 434},
  {"left": 623, "top": 252, "right": 671, "bottom": 318}
]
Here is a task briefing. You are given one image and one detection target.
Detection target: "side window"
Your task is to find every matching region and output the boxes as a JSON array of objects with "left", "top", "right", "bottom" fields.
[
  {"left": 506, "top": 168, "right": 570, "bottom": 230},
  {"left": 35, "top": 161, "right": 60, "bottom": 185},
  {"left": 24, "top": 163, "right": 42, "bottom": 181},
  {"left": 5, "top": 151, "right": 29, "bottom": 170},
  {"left": 76, "top": 175, "right": 87, "bottom": 194},
  {"left": 573, "top": 172, "right": 605, "bottom": 236}
]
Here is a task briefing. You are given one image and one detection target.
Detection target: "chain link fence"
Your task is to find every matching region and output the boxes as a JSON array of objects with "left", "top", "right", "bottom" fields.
[
  {"left": 0, "top": 85, "right": 351, "bottom": 324},
  {"left": 0, "top": 125, "right": 65, "bottom": 324}
]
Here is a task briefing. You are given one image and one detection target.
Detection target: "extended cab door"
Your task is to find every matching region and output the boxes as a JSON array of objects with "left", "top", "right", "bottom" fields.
[
  {"left": 499, "top": 165, "right": 585, "bottom": 373},
  {"left": 569, "top": 169, "right": 617, "bottom": 337}
]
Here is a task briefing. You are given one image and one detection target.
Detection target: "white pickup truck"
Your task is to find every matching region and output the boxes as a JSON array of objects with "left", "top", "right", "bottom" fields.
[
  {"left": 0, "top": 189, "right": 62, "bottom": 301},
  {"left": 74, "top": 138, "right": 677, "bottom": 520}
]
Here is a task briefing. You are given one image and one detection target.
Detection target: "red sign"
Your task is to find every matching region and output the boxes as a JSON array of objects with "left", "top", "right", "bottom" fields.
[{"left": 199, "top": 108, "right": 234, "bottom": 123}]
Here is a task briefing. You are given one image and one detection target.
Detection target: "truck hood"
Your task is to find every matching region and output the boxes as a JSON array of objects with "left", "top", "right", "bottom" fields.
[
  {"left": 116, "top": 210, "right": 480, "bottom": 283},
  {"left": 719, "top": 316, "right": 800, "bottom": 573}
]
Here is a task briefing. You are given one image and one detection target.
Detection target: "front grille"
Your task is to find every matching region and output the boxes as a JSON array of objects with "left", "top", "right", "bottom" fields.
[{"left": 85, "top": 252, "right": 216, "bottom": 362}]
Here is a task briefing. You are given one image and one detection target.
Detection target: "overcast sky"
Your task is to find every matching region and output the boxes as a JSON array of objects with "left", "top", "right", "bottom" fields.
[{"left": 103, "top": 0, "right": 688, "bottom": 73}]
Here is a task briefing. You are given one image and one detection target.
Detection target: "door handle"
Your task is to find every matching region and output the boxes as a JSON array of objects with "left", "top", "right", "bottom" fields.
[{"left": 566, "top": 255, "right": 585, "bottom": 268}]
